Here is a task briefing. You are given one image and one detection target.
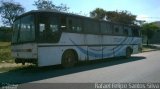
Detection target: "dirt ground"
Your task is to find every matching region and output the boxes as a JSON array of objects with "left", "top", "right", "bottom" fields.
[{"left": 0, "top": 63, "right": 22, "bottom": 68}]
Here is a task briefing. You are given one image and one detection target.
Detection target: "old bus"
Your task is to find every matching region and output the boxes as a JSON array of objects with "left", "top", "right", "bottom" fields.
[{"left": 11, "top": 10, "right": 142, "bottom": 67}]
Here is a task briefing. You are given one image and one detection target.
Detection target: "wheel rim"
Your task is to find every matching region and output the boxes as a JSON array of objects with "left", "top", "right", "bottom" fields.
[{"left": 62, "top": 51, "right": 76, "bottom": 67}]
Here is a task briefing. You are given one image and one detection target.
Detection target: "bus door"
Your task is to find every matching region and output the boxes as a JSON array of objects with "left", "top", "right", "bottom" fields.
[
  {"left": 38, "top": 14, "right": 50, "bottom": 42},
  {"left": 38, "top": 13, "right": 61, "bottom": 43},
  {"left": 87, "top": 35, "right": 103, "bottom": 60},
  {"left": 37, "top": 13, "right": 61, "bottom": 66}
]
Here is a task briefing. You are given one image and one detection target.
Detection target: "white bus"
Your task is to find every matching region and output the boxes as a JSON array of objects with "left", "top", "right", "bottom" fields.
[{"left": 11, "top": 10, "right": 142, "bottom": 67}]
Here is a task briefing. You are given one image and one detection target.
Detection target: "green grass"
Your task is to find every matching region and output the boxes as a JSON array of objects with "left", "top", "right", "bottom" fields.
[
  {"left": 0, "top": 42, "right": 14, "bottom": 63},
  {"left": 0, "top": 42, "right": 10, "bottom": 46}
]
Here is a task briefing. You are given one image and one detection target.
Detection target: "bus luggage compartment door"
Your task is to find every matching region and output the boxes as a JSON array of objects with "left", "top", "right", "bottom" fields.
[{"left": 37, "top": 46, "right": 61, "bottom": 67}]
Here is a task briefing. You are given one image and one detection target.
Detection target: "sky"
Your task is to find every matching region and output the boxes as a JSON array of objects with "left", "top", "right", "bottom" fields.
[{"left": 1, "top": 0, "right": 160, "bottom": 26}]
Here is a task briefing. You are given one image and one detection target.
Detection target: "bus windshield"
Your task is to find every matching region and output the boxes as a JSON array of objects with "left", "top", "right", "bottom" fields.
[{"left": 12, "top": 15, "right": 35, "bottom": 44}]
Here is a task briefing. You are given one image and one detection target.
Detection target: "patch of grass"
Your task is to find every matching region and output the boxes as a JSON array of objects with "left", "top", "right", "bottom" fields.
[
  {"left": 0, "top": 42, "right": 10, "bottom": 46},
  {"left": 0, "top": 42, "right": 14, "bottom": 63}
]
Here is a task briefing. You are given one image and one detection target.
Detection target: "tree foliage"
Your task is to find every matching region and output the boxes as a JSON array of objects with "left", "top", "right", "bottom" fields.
[
  {"left": 0, "top": 0, "right": 25, "bottom": 26},
  {"left": 33, "top": 0, "right": 55, "bottom": 10},
  {"left": 33, "top": 0, "right": 69, "bottom": 12},
  {"left": 142, "top": 23, "right": 159, "bottom": 45},
  {"left": 106, "top": 10, "right": 136, "bottom": 25},
  {"left": 90, "top": 8, "right": 106, "bottom": 19},
  {"left": 90, "top": 8, "right": 137, "bottom": 25}
]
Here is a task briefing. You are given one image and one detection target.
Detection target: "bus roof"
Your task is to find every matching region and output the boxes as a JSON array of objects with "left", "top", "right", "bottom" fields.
[
  {"left": 15, "top": 9, "right": 138, "bottom": 27},
  {"left": 15, "top": 9, "right": 93, "bottom": 21}
]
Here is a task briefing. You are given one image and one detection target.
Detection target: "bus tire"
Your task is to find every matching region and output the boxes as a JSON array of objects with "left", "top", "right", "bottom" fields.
[
  {"left": 61, "top": 50, "right": 78, "bottom": 68},
  {"left": 125, "top": 47, "right": 132, "bottom": 59},
  {"left": 22, "top": 62, "right": 25, "bottom": 65}
]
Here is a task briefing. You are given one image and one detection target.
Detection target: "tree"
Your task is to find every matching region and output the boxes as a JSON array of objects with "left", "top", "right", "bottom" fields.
[
  {"left": 142, "top": 23, "right": 159, "bottom": 45},
  {"left": 90, "top": 8, "right": 137, "bottom": 25},
  {"left": 56, "top": 3, "right": 69, "bottom": 12},
  {"left": 106, "top": 10, "right": 136, "bottom": 25},
  {"left": 90, "top": 8, "right": 106, "bottom": 19},
  {"left": 33, "top": 0, "right": 69, "bottom": 12},
  {"left": 33, "top": 0, "right": 55, "bottom": 10},
  {"left": 0, "top": 0, "right": 25, "bottom": 27}
]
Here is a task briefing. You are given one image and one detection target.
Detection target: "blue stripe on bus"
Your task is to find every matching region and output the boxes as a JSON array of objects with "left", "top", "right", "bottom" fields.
[
  {"left": 69, "top": 37, "right": 129, "bottom": 58},
  {"left": 88, "top": 37, "right": 128, "bottom": 52}
]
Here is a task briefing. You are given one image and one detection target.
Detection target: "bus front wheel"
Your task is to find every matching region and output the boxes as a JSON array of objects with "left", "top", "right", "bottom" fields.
[{"left": 62, "top": 50, "right": 78, "bottom": 68}]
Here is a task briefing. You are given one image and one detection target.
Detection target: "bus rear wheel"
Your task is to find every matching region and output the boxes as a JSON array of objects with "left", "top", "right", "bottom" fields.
[
  {"left": 125, "top": 48, "right": 132, "bottom": 58},
  {"left": 62, "top": 50, "right": 77, "bottom": 68}
]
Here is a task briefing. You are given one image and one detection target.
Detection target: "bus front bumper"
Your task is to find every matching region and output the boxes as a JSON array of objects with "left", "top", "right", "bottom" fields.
[{"left": 15, "top": 58, "right": 37, "bottom": 64}]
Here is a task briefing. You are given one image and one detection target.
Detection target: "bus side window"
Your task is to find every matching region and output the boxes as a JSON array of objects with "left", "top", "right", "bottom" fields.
[
  {"left": 68, "top": 19, "right": 73, "bottom": 31},
  {"left": 84, "top": 20, "right": 99, "bottom": 34},
  {"left": 100, "top": 22, "right": 107, "bottom": 34},
  {"left": 119, "top": 26, "right": 123, "bottom": 35},
  {"left": 113, "top": 25, "right": 119, "bottom": 35},
  {"left": 60, "top": 17, "right": 67, "bottom": 31},
  {"left": 128, "top": 27, "right": 132, "bottom": 36},
  {"left": 132, "top": 28, "right": 140, "bottom": 37},
  {"left": 106, "top": 23, "right": 113, "bottom": 34},
  {"left": 39, "top": 23, "right": 46, "bottom": 39},
  {"left": 50, "top": 16, "right": 59, "bottom": 32},
  {"left": 84, "top": 20, "right": 91, "bottom": 33},
  {"left": 100, "top": 22, "right": 112, "bottom": 34},
  {"left": 123, "top": 27, "right": 129, "bottom": 36},
  {"left": 50, "top": 25, "right": 58, "bottom": 32},
  {"left": 68, "top": 17, "right": 82, "bottom": 33},
  {"left": 92, "top": 21, "right": 99, "bottom": 34},
  {"left": 39, "top": 24, "right": 45, "bottom": 32}
]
